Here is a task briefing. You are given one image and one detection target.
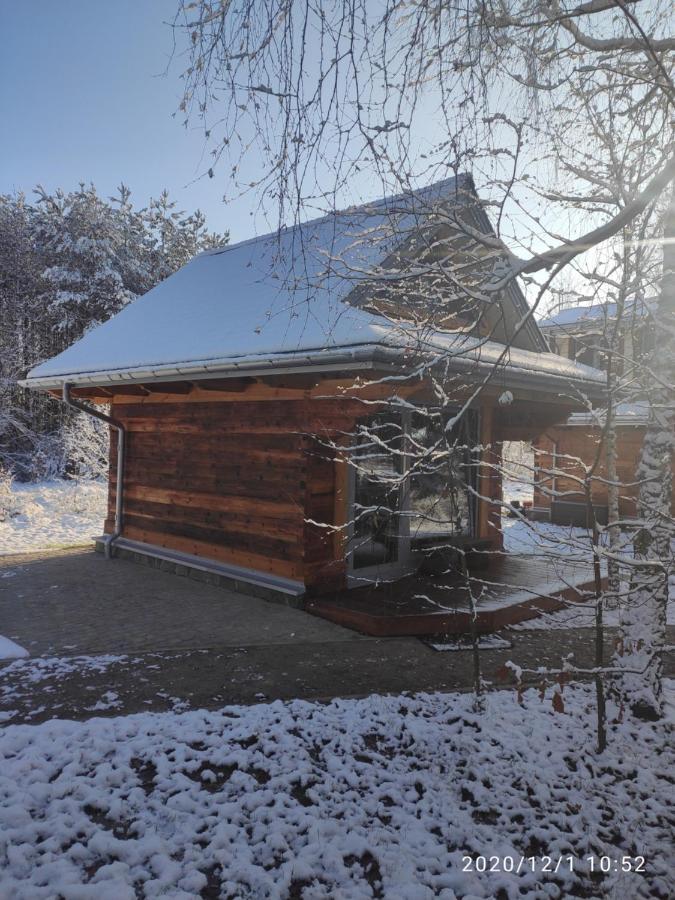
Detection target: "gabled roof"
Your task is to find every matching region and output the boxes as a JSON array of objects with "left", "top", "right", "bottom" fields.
[{"left": 23, "top": 175, "right": 602, "bottom": 394}]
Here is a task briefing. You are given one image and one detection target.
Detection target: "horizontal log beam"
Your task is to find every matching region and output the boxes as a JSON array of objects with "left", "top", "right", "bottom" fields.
[
  {"left": 121, "top": 524, "right": 303, "bottom": 581},
  {"left": 124, "top": 483, "right": 300, "bottom": 521}
]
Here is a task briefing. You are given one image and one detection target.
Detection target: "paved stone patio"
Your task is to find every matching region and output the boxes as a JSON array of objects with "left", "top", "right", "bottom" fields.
[
  {"left": 1, "top": 548, "right": 673, "bottom": 725},
  {"left": 0, "top": 548, "right": 367, "bottom": 656}
]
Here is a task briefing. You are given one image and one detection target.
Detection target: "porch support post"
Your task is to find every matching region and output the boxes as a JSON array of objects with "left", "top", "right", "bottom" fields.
[{"left": 477, "top": 405, "right": 503, "bottom": 549}]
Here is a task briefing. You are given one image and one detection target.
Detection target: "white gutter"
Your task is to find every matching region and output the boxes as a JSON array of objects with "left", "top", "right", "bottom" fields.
[
  {"left": 62, "top": 383, "right": 125, "bottom": 559},
  {"left": 22, "top": 342, "right": 606, "bottom": 397}
]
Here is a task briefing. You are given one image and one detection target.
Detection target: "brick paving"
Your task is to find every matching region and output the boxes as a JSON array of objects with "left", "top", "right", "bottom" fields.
[
  {"left": 1, "top": 549, "right": 673, "bottom": 725},
  {"left": 0, "top": 548, "right": 366, "bottom": 656}
]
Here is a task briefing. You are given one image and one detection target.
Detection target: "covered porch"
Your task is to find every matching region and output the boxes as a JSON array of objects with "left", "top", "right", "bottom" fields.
[{"left": 307, "top": 552, "right": 602, "bottom": 636}]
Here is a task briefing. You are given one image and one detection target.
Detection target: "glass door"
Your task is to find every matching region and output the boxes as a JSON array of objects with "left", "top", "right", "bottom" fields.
[
  {"left": 347, "top": 412, "right": 410, "bottom": 582},
  {"left": 346, "top": 408, "right": 479, "bottom": 584},
  {"left": 407, "top": 409, "right": 478, "bottom": 542}
]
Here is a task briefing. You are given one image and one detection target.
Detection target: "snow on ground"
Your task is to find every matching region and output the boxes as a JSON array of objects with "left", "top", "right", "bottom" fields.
[
  {"left": 508, "top": 575, "right": 675, "bottom": 630},
  {"left": 0, "top": 636, "right": 28, "bottom": 661},
  {"left": 0, "top": 479, "right": 107, "bottom": 555},
  {"left": 0, "top": 655, "right": 131, "bottom": 706},
  {"left": 0, "top": 654, "right": 193, "bottom": 726},
  {"left": 502, "top": 516, "right": 591, "bottom": 559},
  {"left": 502, "top": 478, "right": 533, "bottom": 505},
  {"left": 0, "top": 684, "right": 672, "bottom": 899}
]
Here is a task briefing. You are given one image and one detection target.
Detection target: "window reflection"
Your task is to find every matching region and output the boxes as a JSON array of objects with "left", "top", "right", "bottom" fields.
[
  {"left": 351, "top": 414, "right": 402, "bottom": 570},
  {"left": 349, "top": 409, "right": 479, "bottom": 572},
  {"left": 408, "top": 410, "right": 478, "bottom": 540}
]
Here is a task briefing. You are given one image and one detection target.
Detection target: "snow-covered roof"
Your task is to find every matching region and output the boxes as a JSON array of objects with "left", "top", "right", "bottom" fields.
[
  {"left": 539, "top": 298, "right": 653, "bottom": 330},
  {"left": 566, "top": 401, "right": 649, "bottom": 426},
  {"left": 23, "top": 175, "right": 603, "bottom": 394}
]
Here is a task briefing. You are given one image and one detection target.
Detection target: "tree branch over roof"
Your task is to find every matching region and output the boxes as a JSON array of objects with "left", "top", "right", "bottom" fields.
[
  {"left": 553, "top": 0, "right": 675, "bottom": 53},
  {"left": 513, "top": 153, "right": 675, "bottom": 276}
]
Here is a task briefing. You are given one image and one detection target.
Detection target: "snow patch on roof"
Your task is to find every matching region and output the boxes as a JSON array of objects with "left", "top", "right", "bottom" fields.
[
  {"left": 539, "top": 298, "right": 654, "bottom": 329},
  {"left": 26, "top": 176, "right": 470, "bottom": 383}
]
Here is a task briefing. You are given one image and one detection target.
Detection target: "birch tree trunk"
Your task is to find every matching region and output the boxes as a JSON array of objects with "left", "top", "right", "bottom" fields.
[
  {"left": 615, "top": 194, "right": 674, "bottom": 719},
  {"left": 605, "top": 334, "right": 621, "bottom": 601}
]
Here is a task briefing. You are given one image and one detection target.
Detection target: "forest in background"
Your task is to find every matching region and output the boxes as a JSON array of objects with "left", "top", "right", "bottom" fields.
[{"left": 0, "top": 184, "right": 228, "bottom": 480}]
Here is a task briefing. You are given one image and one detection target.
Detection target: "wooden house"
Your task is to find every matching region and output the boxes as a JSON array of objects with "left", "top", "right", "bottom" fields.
[
  {"left": 534, "top": 301, "right": 672, "bottom": 525},
  {"left": 23, "top": 176, "right": 605, "bottom": 603},
  {"left": 533, "top": 405, "right": 675, "bottom": 526}
]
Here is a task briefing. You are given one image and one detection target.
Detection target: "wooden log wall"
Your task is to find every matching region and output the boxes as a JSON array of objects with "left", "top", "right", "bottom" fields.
[
  {"left": 102, "top": 378, "right": 506, "bottom": 591},
  {"left": 105, "top": 393, "right": 374, "bottom": 588},
  {"left": 533, "top": 425, "right": 675, "bottom": 517}
]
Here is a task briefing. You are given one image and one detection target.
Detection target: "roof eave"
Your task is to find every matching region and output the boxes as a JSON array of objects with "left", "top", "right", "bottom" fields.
[{"left": 20, "top": 342, "right": 606, "bottom": 401}]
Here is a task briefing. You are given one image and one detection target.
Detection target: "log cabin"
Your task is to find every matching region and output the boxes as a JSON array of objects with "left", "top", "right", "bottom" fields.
[
  {"left": 534, "top": 300, "right": 672, "bottom": 526},
  {"left": 22, "top": 175, "right": 606, "bottom": 603},
  {"left": 533, "top": 405, "right": 675, "bottom": 526}
]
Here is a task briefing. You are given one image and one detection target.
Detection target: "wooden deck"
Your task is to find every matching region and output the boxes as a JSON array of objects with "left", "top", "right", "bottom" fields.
[{"left": 306, "top": 554, "right": 603, "bottom": 636}]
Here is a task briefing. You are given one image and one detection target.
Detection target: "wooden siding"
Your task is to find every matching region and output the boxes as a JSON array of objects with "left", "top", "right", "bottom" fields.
[
  {"left": 106, "top": 395, "right": 373, "bottom": 587},
  {"left": 104, "top": 384, "right": 506, "bottom": 590},
  {"left": 478, "top": 406, "right": 503, "bottom": 549},
  {"left": 533, "top": 425, "right": 675, "bottom": 518}
]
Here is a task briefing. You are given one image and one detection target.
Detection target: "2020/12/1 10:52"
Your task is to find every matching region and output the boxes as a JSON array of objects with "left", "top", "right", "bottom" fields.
[{"left": 461, "top": 855, "right": 647, "bottom": 874}]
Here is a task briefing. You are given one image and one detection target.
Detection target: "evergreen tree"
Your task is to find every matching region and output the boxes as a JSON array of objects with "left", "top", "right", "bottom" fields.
[{"left": 0, "top": 184, "right": 228, "bottom": 478}]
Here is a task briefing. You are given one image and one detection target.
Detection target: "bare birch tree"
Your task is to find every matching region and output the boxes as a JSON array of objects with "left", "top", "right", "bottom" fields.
[{"left": 172, "top": 0, "right": 675, "bottom": 723}]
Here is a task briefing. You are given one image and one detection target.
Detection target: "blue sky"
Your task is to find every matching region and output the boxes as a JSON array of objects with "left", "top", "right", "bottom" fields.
[
  {"left": 0, "top": 0, "right": 258, "bottom": 241},
  {"left": 0, "top": 2, "right": 461, "bottom": 247},
  {"left": 0, "top": 0, "right": 606, "bottom": 303}
]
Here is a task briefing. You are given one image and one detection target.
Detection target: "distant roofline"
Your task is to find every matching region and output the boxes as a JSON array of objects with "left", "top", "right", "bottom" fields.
[
  {"left": 539, "top": 296, "right": 656, "bottom": 330},
  {"left": 565, "top": 401, "right": 649, "bottom": 426}
]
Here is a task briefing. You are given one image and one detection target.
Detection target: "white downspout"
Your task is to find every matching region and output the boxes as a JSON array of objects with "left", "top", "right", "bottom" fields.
[{"left": 62, "top": 383, "right": 125, "bottom": 559}]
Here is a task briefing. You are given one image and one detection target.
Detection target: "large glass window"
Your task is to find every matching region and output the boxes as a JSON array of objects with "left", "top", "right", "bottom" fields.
[
  {"left": 349, "top": 409, "right": 479, "bottom": 573},
  {"left": 407, "top": 410, "right": 478, "bottom": 540},
  {"left": 351, "top": 413, "right": 404, "bottom": 570}
]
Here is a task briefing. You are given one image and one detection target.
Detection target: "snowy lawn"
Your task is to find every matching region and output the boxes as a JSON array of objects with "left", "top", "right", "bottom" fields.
[
  {"left": 0, "top": 684, "right": 673, "bottom": 900},
  {"left": 0, "top": 479, "right": 107, "bottom": 555}
]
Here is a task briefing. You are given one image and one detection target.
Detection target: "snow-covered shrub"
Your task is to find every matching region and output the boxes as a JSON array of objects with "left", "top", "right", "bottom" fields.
[
  {"left": 9, "top": 414, "right": 108, "bottom": 483},
  {"left": 0, "top": 468, "right": 20, "bottom": 522},
  {"left": 62, "top": 412, "right": 109, "bottom": 481},
  {"left": 23, "top": 431, "right": 67, "bottom": 482}
]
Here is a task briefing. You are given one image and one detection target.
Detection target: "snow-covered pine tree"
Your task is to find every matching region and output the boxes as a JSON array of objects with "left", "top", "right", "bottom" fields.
[
  {"left": 34, "top": 184, "right": 139, "bottom": 336},
  {"left": 0, "top": 184, "right": 228, "bottom": 477},
  {"left": 144, "top": 190, "right": 223, "bottom": 284}
]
